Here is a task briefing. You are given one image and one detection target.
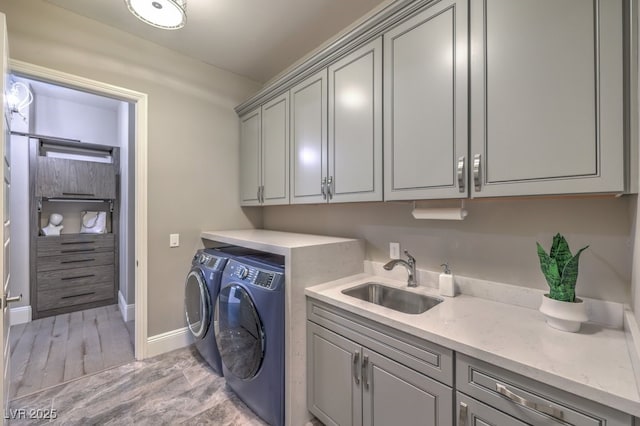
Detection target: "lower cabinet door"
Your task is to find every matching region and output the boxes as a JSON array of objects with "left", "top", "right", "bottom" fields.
[
  {"left": 362, "top": 348, "right": 453, "bottom": 426},
  {"left": 307, "top": 322, "right": 362, "bottom": 426},
  {"left": 456, "top": 392, "right": 527, "bottom": 426}
]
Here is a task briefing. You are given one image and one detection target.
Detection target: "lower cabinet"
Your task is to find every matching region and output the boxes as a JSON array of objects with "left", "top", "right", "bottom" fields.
[
  {"left": 307, "top": 300, "right": 454, "bottom": 426},
  {"left": 307, "top": 298, "right": 634, "bottom": 426}
]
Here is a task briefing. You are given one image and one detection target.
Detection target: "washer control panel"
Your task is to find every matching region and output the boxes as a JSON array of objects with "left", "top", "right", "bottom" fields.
[{"left": 227, "top": 261, "right": 279, "bottom": 290}]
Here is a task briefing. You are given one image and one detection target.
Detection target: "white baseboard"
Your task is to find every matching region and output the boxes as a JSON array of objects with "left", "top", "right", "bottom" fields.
[
  {"left": 146, "top": 327, "right": 194, "bottom": 358},
  {"left": 118, "top": 290, "right": 135, "bottom": 323},
  {"left": 10, "top": 306, "right": 31, "bottom": 326}
]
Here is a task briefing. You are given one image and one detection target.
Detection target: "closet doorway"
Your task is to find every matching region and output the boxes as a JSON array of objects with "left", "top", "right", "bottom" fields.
[{"left": 6, "top": 74, "right": 137, "bottom": 399}]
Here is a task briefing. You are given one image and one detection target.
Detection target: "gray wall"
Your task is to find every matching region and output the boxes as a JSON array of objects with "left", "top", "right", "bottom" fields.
[
  {"left": 2, "top": 0, "right": 263, "bottom": 336},
  {"left": 264, "top": 197, "right": 633, "bottom": 303}
]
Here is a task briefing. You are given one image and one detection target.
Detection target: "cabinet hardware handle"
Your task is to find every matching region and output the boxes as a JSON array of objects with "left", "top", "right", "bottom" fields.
[
  {"left": 257, "top": 187, "right": 261, "bottom": 202},
  {"left": 352, "top": 350, "right": 360, "bottom": 385},
  {"left": 327, "top": 176, "right": 334, "bottom": 200},
  {"left": 61, "top": 274, "right": 96, "bottom": 281},
  {"left": 496, "top": 383, "right": 564, "bottom": 421},
  {"left": 5, "top": 293, "right": 22, "bottom": 304},
  {"left": 61, "top": 241, "right": 95, "bottom": 245},
  {"left": 260, "top": 185, "right": 265, "bottom": 203},
  {"left": 61, "top": 248, "right": 96, "bottom": 254},
  {"left": 362, "top": 354, "right": 369, "bottom": 389},
  {"left": 473, "top": 154, "right": 482, "bottom": 191},
  {"left": 62, "top": 192, "right": 95, "bottom": 197},
  {"left": 61, "top": 292, "right": 95, "bottom": 299},
  {"left": 321, "top": 177, "right": 327, "bottom": 200},
  {"left": 61, "top": 258, "right": 95, "bottom": 264},
  {"left": 459, "top": 402, "right": 468, "bottom": 426},
  {"left": 457, "top": 156, "right": 466, "bottom": 193}
]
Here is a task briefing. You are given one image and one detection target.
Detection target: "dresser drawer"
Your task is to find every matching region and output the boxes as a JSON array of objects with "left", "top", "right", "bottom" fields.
[
  {"left": 37, "top": 265, "right": 114, "bottom": 290},
  {"left": 37, "top": 282, "right": 115, "bottom": 311},
  {"left": 37, "top": 234, "right": 115, "bottom": 257},
  {"left": 456, "top": 354, "right": 632, "bottom": 426},
  {"left": 36, "top": 251, "right": 114, "bottom": 272}
]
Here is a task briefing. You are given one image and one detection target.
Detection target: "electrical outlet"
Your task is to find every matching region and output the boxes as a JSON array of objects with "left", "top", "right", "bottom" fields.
[
  {"left": 389, "top": 242, "right": 400, "bottom": 259},
  {"left": 169, "top": 233, "right": 180, "bottom": 248}
]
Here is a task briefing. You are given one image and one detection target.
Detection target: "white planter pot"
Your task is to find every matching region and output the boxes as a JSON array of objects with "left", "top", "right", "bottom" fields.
[{"left": 539, "top": 294, "right": 588, "bottom": 332}]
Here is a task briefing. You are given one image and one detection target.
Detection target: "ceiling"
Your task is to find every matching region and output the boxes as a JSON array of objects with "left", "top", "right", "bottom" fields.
[{"left": 45, "top": 0, "right": 387, "bottom": 83}]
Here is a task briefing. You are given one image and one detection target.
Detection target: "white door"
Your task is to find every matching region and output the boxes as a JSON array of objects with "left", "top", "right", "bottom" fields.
[
  {"left": 261, "top": 92, "right": 289, "bottom": 205},
  {"left": 1, "top": 12, "right": 12, "bottom": 418}
]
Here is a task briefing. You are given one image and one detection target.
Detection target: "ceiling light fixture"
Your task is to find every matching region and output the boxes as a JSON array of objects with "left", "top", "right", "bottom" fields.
[{"left": 125, "top": 0, "right": 187, "bottom": 30}]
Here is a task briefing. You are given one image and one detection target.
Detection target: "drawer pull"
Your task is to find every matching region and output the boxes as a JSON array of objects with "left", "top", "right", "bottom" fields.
[
  {"left": 61, "top": 241, "right": 96, "bottom": 245},
  {"left": 62, "top": 192, "right": 95, "bottom": 197},
  {"left": 61, "top": 258, "right": 95, "bottom": 264},
  {"left": 459, "top": 402, "right": 468, "bottom": 426},
  {"left": 61, "top": 292, "right": 95, "bottom": 299},
  {"left": 61, "top": 274, "right": 95, "bottom": 281},
  {"left": 352, "top": 350, "right": 360, "bottom": 385},
  {"left": 496, "top": 383, "right": 564, "bottom": 421},
  {"left": 61, "top": 248, "right": 96, "bottom": 253}
]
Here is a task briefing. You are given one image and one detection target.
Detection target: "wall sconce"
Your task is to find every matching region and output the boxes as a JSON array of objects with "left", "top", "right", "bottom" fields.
[
  {"left": 125, "top": 0, "right": 187, "bottom": 30},
  {"left": 6, "top": 81, "right": 33, "bottom": 121}
]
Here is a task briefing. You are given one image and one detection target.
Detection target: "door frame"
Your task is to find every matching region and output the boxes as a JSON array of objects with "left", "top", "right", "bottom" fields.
[{"left": 8, "top": 59, "right": 149, "bottom": 360}]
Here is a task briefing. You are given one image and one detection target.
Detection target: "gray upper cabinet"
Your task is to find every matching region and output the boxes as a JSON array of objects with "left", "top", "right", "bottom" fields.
[
  {"left": 384, "top": 0, "right": 469, "bottom": 200},
  {"left": 470, "top": 0, "right": 625, "bottom": 197},
  {"left": 239, "top": 108, "right": 261, "bottom": 206},
  {"left": 292, "top": 37, "right": 382, "bottom": 204},
  {"left": 36, "top": 157, "right": 116, "bottom": 199},
  {"left": 328, "top": 37, "right": 382, "bottom": 203},
  {"left": 291, "top": 69, "right": 328, "bottom": 204},
  {"left": 262, "top": 93, "right": 290, "bottom": 205},
  {"left": 239, "top": 93, "right": 290, "bottom": 207}
]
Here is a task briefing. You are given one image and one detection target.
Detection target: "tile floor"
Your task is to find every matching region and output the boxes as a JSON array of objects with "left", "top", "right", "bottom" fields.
[{"left": 8, "top": 346, "right": 266, "bottom": 425}]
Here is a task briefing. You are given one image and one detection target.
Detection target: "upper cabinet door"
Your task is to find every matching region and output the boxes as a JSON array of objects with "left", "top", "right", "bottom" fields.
[
  {"left": 261, "top": 93, "right": 290, "bottom": 206},
  {"left": 291, "top": 69, "right": 328, "bottom": 204},
  {"left": 470, "top": 0, "right": 624, "bottom": 197},
  {"left": 239, "top": 108, "right": 261, "bottom": 206},
  {"left": 384, "top": 0, "right": 469, "bottom": 201},
  {"left": 36, "top": 157, "right": 116, "bottom": 199},
  {"left": 328, "top": 37, "right": 382, "bottom": 203}
]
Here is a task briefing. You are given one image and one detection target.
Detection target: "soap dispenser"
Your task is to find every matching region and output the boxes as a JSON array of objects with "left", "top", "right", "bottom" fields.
[{"left": 439, "top": 262, "right": 455, "bottom": 297}]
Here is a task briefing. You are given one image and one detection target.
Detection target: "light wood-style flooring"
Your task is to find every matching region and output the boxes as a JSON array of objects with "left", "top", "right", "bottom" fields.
[
  {"left": 8, "top": 346, "right": 266, "bottom": 425},
  {"left": 9, "top": 304, "right": 134, "bottom": 399}
]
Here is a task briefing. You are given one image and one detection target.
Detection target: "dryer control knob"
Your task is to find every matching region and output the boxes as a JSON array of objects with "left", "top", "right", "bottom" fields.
[{"left": 237, "top": 266, "right": 249, "bottom": 279}]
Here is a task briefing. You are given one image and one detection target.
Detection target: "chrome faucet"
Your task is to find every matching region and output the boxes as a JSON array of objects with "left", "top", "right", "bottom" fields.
[{"left": 383, "top": 250, "right": 417, "bottom": 287}]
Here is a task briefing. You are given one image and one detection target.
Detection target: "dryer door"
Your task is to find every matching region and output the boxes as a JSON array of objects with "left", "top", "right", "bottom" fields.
[
  {"left": 185, "top": 270, "right": 211, "bottom": 340},
  {"left": 215, "top": 284, "right": 265, "bottom": 379}
]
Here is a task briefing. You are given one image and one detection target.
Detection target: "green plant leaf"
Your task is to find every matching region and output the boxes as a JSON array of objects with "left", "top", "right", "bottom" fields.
[
  {"left": 559, "top": 245, "right": 589, "bottom": 302},
  {"left": 549, "top": 233, "right": 573, "bottom": 274},
  {"left": 537, "top": 242, "right": 561, "bottom": 290}
]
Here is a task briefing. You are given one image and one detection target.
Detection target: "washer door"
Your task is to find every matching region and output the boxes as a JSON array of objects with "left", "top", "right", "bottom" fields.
[
  {"left": 215, "top": 284, "right": 264, "bottom": 380},
  {"left": 185, "top": 270, "right": 211, "bottom": 340}
]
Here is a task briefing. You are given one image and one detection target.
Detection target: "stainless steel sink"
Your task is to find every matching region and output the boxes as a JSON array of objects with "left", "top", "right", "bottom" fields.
[{"left": 342, "top": 282, "right": 442, "bottom": 314}]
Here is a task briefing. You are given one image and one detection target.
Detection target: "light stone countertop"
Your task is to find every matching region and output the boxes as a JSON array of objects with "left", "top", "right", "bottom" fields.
[
  {"left": 305, "top": 273, "right": 640, "bottom": 417},
  {"left": 201, "top": 229, "right": 358, "bottom": 255}
]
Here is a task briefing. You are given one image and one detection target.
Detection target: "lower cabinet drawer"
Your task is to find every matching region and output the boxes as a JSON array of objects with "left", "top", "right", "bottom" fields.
[
  {"left": 37, "top": 282, "right": 115, "bottom": 311},
  {"left": 36, "top": 251, "right": 114, "bottom": 272},
  {"left": 37, "top": 265, "right": 114, "bottom": 290},
  {"left": 457, "top": 392, "right": 527, "bottom": 426},
  {"left": 456, "top": 354, "right": 632, "bottom": 426}
]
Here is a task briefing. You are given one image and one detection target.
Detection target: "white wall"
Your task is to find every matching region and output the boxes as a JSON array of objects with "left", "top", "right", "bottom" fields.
[{"left": 33, "top": 95, "right": 118, "bottom": 145}]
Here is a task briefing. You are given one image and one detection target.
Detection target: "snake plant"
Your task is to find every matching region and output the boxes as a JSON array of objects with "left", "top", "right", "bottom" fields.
[{"left": 536, "top": 234, "right": 589, "bottom": 302}]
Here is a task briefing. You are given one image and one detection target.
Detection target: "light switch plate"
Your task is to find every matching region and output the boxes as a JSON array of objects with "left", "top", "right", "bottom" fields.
[
  {"left": 389, "top": 242, "right": 400, "bottom": 259},
  {"left": 169, "top": 233, "right": 180, "bottom": 248}
]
